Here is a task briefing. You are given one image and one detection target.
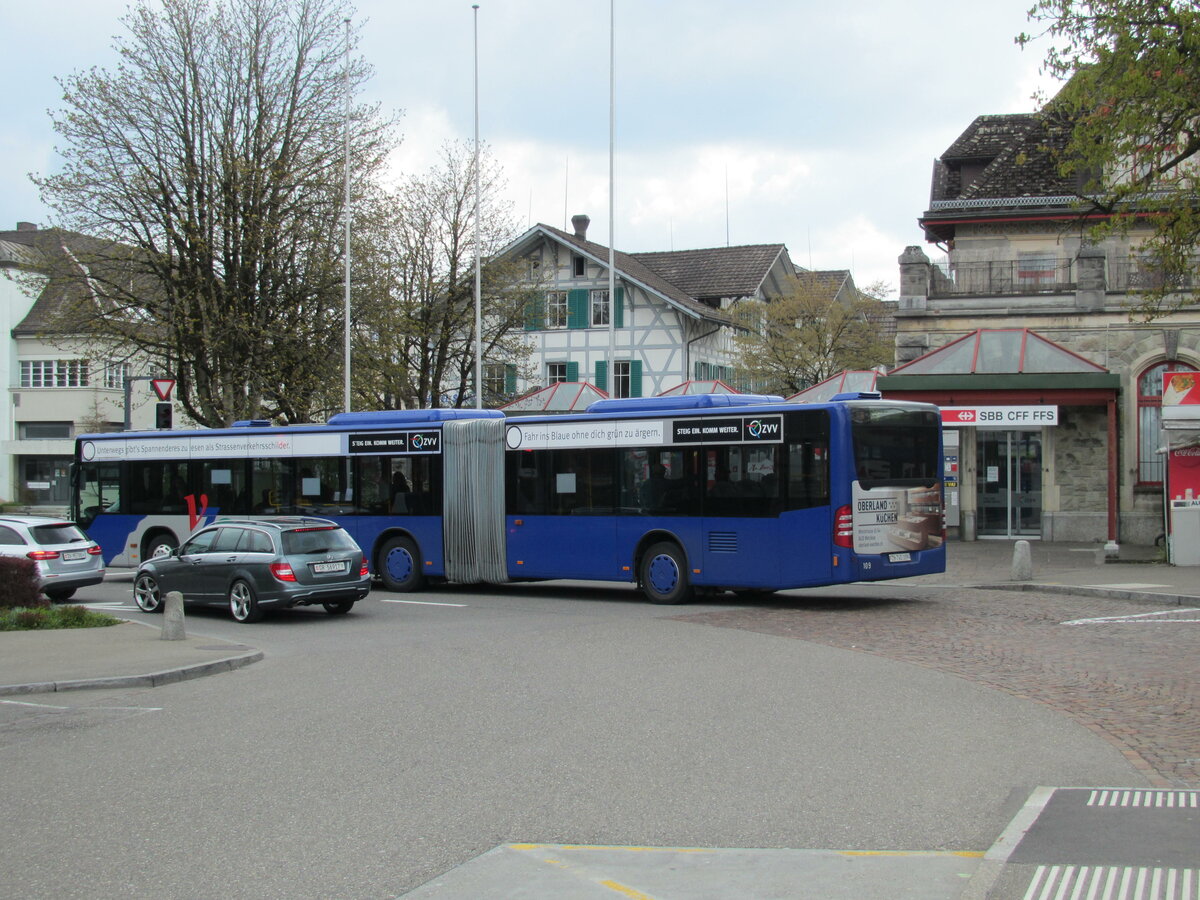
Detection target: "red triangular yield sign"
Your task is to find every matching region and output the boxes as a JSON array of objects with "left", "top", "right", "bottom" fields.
[{"left": 151, "top": 379, "right": 176, "bottom": 401}]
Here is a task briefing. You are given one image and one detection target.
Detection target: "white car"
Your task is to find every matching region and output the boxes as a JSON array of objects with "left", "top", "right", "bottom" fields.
[{"left": 0, "top": 515, "right": 106, "bottom": 601}]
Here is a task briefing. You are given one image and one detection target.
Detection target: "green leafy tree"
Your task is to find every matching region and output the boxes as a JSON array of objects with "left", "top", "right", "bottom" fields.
[
  {"left": 732, "top": 279, "right": 894, "bottom": 396},
  {"left": 351, "top": 142, "right": 536, "bottom": 410},
  {"left": 1020, "top": 0, "right": 1200, "bottom": 317},
  {"left": 35, "top": 0, "right": 395, "bottom": 426}
]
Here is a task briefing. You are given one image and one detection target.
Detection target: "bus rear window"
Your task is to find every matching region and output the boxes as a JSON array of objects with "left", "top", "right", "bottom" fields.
[{"left": 851, "top": 407, "right": 940, "bottom": 486}]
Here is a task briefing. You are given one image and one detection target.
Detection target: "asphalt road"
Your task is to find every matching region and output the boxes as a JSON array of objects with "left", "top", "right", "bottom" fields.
[{"left": 0, "top": 575, "right": 1152, "bottom": 898}]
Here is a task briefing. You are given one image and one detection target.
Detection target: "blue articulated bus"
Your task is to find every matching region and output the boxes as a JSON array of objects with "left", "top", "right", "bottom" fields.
[{"left": 72, "top": 392, "right": 945, "bottom": 603}]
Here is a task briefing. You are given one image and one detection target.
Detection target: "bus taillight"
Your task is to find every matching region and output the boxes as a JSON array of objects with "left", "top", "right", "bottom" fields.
[{"left": 833, "top": 505, "right": 853, "bottom": 548}]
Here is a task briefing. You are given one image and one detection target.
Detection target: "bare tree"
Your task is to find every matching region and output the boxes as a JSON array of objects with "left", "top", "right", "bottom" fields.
[
  {"left": 35, "top": 0, "right": 395, "bottom": 426},
  {"left": 352, "top": 142, "right": 536, "bottom": 410}
]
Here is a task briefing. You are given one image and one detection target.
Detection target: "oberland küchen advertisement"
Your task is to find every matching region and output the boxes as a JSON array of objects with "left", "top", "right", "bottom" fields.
[{"left": 851, "top": 483, "right": 943, "bottom": 555}]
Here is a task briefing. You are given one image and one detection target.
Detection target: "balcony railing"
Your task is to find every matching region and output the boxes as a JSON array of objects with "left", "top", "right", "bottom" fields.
[
  {"left": 929, "top": 255, "right": 1200, "bottom": 297},
  {"left": 931, "top": 259, "right": 1075, "bottom": 297},
  {"left": 1106, "top": 256, "right": 1199, "bottom": 291}
]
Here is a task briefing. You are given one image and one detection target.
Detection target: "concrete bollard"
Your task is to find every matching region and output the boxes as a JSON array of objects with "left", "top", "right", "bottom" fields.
[
  {"left": 160, "top": 591, "right": 186, "bottom": 640},
  {"left": 1011, "top": 540, "right": 1033, "bottom": 581}
]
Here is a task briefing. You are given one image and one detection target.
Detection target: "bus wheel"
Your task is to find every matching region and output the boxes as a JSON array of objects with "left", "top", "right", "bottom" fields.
[
  {"left": 640, "top": 541, "right": 693, "bottom": 605},
  {"left": 145, "top": 534, "right": 177, "bottom": 559},
  {"left": 379, "top": 536, "right": 425, "bottom": 592},
  {"left": 229, "top": 579, "right": 263, "bottom": 623}
]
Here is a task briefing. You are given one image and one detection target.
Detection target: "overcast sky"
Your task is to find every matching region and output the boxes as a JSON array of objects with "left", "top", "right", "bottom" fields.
[{"left": 1, "top": 0, "right": 1060, "bottom": 292}]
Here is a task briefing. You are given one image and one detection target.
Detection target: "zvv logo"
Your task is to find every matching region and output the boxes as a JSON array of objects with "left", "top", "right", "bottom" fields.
[{"left": 745, "top": 417, "right": 781, "bottom": 440}]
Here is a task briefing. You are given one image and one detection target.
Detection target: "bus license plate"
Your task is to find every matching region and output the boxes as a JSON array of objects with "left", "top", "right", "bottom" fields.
[
  {"left": 62, "top": 551, "right": 87, "bottom": 561},
  {"left": 889, "top": 552, "right": 912, "bottom": 563},
  {"left": 312, "top": 561, "right": 348, "bottom": 574}
]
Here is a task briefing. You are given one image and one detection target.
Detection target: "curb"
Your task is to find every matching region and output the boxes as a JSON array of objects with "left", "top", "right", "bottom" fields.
[
  {"left": 977, "top": 582, "right": 1199, "bottom": 606},
  {"left": 0, "top": 649, "right": 264, "bottom": 696}
]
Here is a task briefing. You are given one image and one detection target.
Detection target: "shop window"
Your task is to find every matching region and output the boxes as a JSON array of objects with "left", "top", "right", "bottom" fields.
[{"left": 1138, "top": 360, "right": 1197, "bottom": 485}]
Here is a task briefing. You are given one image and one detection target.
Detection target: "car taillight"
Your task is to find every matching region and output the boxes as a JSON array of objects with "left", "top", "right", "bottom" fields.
[
  {"left": 269, "top": 562, "right": 297, "bottom": 582},
  {"left": 833, "top": 504, "right": 854, "bottom": 549},
  {"left": 359, "top": 562, "right": 369, "bottom": 577},
  {"left": 87, "top": 545, "right": 103, "bottom": 556},
  {"left": 26, "top": 550, "right": 60, "bottom": 560}
]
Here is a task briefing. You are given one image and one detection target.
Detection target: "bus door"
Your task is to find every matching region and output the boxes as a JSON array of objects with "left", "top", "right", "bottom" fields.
[
  {"left": 505, "top": 448, "right": 619, "bottom": 581},
  {"left": 699, "top": 444, "right": 780, "bottom": 589}
]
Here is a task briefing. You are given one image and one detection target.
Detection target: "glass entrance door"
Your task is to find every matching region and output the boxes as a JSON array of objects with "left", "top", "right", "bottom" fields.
[{"left": 976, "top": 431, "right": 1042, "bottom": 537}]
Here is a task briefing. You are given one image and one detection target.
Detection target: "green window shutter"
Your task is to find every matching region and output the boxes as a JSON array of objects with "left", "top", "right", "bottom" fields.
[
  {"left": 504, "top": 364, "right": 516, "bottom": 394},
  {"left": 567, "top": 289, "right": 589, "bottom": 329},
  {"left": 595, "top": 360, "right": 607, "bottom": 392},
  {"left": 566, "top": 361, "right": 579, "bottom": 382},
  {"left": 524, "top": 295, "right": 544, "bottom": 331},
  {"left": 630, "top": 359, "right": 642, "bottom": 397},
  {"left": 614, "top": 287, "right": 625, "bottom": 328}
]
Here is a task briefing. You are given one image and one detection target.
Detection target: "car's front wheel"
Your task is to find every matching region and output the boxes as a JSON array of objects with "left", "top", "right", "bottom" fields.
[
  {"left": 134, "top": 574, "right": 164, "bottom": 613},
  {"left": 228, "top": 579, "right": 263, "bottom": 623},
  {"left": 44, "top": 588, "right": 76, "bottom": 602},
  {"left": 323, "top": 601, "right": 354, "bottom": 615}
]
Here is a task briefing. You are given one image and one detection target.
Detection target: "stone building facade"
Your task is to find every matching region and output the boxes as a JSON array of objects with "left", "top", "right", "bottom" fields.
[{"left": 881, "top": 112, "right": 1200, "bottom": 546}]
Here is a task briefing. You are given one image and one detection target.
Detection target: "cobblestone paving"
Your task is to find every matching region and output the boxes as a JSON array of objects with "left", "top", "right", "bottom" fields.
[{"left": 675, "top": 587, "right": 1200, "bottom": 788}]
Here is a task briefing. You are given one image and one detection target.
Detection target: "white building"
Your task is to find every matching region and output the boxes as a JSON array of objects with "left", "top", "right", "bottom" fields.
[
  {"left": 499, "top": 215, "right": 799, "bottom": 398},
  {"left": 1, "top": 223, "right": 156, "bottom": 511}
]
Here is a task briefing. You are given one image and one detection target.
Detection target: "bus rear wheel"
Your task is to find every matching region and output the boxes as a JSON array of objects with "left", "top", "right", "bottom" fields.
[
  {"left": 379, "top": 536, "right": 425, "bottom": 592},
  {"left": 640, "top": 541, "right": 693, "bottom": 605}
]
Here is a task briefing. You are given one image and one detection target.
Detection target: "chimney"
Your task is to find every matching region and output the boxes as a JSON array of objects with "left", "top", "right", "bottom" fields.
[
  {"left": 16, "top": 222, "right": 37, "bottom": 232},
  {"left": 571, "top": 214, "right": 590, "bottom": 240}
]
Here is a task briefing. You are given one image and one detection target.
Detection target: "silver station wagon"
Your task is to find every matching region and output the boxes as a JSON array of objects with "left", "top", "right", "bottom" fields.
[
  {"left": 133, "top": 517, "right": 370, "bottom": 622},
  {"left": 0, "top": 515, "right": 106, "bottom": 601}
]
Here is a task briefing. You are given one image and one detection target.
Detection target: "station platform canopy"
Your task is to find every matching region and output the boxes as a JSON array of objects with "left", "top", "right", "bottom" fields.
[
  {"left": 787, "top": 370, "right": 881, "bottom": 403},
  {"left": 499, "top": 382, "right": 608, "bottom": 415},
  {"left": 657, "top": 380, "right": 740, "bottom": 396}
]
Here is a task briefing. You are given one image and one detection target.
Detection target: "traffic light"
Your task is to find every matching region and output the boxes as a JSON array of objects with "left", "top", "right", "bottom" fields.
[{"left": 155, "top": 402, "right": 173, "bottom": 430}]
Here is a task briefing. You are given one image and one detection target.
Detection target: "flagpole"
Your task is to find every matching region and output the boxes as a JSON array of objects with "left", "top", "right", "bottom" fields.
[
  {"left": 607, "top": 0, "right": 616, "bottom": 395},
  {"left": 473, "top": 4, "right": 483, "bottom": 410},
  {"left": 342, "top": 17, "right": 352, "bottom": 414}
]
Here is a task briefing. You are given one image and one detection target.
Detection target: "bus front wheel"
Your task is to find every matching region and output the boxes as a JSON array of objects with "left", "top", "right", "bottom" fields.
[
  {"left": 640, "top": 542, "right": 693, "bottom": 605},
  {"left": 379, "top": 536, "right": 425, "bottom": 592}
]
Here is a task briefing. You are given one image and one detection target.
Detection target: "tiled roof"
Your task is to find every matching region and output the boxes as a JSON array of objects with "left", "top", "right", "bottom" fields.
[
  {"left": 630, "top": 244, "right": 787, "bottom": 301},
  {"left": 793, "top": 269, "right": 849, "bottom": 298},
  {"left": 536, "top": 225, "right": 734, "bottom": 323},
  {"left": 941, "top": 115, "right": 1033, "bottom": 162},
  {"left": 929, "top": 110, "right": 1076, "bottom": 207},
  {"left": 5, "top": 228, "right": 127, "bottom": 336}
]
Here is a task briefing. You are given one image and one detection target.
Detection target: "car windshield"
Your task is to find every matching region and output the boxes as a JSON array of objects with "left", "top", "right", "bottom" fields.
[
  {"left": 30, "top": 523, "right": 88, "bottom": 544},
  {"left": 281, "top": 527, "right": 357, "bottom": 556}
]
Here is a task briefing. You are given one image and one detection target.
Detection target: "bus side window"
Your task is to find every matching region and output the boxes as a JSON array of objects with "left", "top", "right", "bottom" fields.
[{"left": 80, "top": 463, "right": 121, "bottom": 523}]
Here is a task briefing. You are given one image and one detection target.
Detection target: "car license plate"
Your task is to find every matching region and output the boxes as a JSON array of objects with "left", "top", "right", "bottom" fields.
[
  {"left": 312, "top": 561, "right": 348, "bottom": 574},
  {"left": 888, "top": 552, "right": 912, "bottom": 563},
  {"left": 62, "top": 550, "right": 87, "bottom": 561}
]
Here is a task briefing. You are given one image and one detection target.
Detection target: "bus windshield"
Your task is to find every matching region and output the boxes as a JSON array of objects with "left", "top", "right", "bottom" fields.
[{"left": 851, "top": 406, "right": 941, "bottom": 487}]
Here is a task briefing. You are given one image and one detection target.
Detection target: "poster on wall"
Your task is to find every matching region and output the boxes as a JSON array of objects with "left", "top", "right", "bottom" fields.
[
  {"left": 1163, "top": 371, "right": 1200, "bottom": 506},
  {"left": 852, "top": 483, "right": 944, "bottom": 555}
]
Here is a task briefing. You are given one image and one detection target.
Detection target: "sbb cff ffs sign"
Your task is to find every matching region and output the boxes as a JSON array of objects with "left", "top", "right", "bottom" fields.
[{"left": 940, "top": 406, "right": 1058, "bottom": 427}]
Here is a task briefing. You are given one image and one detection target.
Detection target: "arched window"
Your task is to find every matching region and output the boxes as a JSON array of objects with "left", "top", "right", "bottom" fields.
[{"left": 1138, "top": 360, "right": 1197, "bottom": 484}]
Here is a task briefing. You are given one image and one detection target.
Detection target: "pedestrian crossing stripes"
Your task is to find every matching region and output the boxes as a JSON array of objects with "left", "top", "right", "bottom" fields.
[
  {"left": 1087, "top": 790, "right": 1200, "bottom": 808},
  {"left": 1023, "top": 865, "right": 1197, "bottom": 900}
]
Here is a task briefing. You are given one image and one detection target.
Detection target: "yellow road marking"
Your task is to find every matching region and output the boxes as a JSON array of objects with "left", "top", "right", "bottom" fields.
[{"left": 600, "top": 880, "right": 656, "bottom": 899}]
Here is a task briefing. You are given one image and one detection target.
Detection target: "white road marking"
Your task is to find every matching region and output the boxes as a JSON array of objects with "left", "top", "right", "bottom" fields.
[
  {"left": 378, "top": 599, "right": 468, "bottom": 607},
  {"left": 1062, "top": 608, "right": 1200, "bottom": 625}
]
